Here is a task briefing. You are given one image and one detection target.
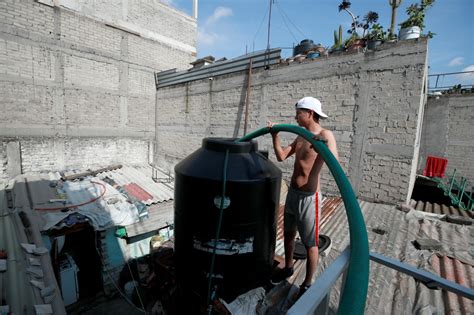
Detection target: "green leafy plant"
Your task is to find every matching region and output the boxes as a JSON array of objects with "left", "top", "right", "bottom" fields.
[
  {"left": 338, "top": 1, "right": 362, "bottom": 39},
  {"left": 399, "top": 0, "right": 435, "bottom": 31},
  {"left": 367, "top": 23, "right": 386, "bottom": 41},
  {"left": 362, "top": 11, "right": 379, "bottom": 38}
]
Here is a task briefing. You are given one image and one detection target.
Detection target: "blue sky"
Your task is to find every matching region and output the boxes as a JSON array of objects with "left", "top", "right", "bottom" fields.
[{"left": 167, "top": 0, "right": 473, "bottom": 87}]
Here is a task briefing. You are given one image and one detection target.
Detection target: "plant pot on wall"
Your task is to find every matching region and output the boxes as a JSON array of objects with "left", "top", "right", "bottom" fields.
[
  {"left": 346, "top": 39, "right": 366, "bottom": 53},
  {"left": 367, "top": 39, "right": 382, "bottom": 50},
  {"left": 399, "top": 26, "right": 421, "bottom": 40}
]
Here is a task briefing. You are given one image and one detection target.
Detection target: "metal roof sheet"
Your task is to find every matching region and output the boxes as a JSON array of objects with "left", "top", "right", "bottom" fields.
[
  {"left": 155, "top": 48, "right": 282, "bottom": 88},
  {"left": 96, "top": 166, "right": 174, "bottom": 205},
  {"left": 271, "top": 199, "right": 473, "bottom": 313},
  {"left": 8, "top": 165, "right": 174, "bottom": 232},
  {"left": 0, "top": 190, "right": 66, "bottom": 314},
  {"left": 410, "top": 199, "right": 474, "bottom": 219},
  {"left": 319, "top": 201, "right": 473, "bottom": 314}
]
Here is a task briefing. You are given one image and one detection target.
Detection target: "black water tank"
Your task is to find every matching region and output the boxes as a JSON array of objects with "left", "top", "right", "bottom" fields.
[
  {"left": 293, "top": 39, "right": 315, "bottom": 56},
  {"left": 174, "top": 138, "right": 281, "bottom": 306}
]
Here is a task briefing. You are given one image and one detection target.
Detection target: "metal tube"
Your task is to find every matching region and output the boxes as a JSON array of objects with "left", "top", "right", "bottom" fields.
[{"left": 193, "top": 0, "right": 198, "bottom": 19}]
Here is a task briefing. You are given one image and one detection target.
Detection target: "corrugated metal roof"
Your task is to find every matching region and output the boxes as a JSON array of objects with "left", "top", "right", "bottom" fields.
[
  {"left": 269, "top": 199, "right": 473, "bottom": 313},
  {"left": 410, "top": 199, "right": 474, "bottom": 219},
  {"left": 155, "top": 48, "right": 282, "bottom": 88},
  {"left": 318, "top": 201, "right": 473, "bottom": 314},
  {"left": 0, "top": 189, "right": 66, "bottom": 314},
  {"left": 96, "top": 166, "right": 174, "bottom": 205},
  {"left": 9, "top": 165, "right": 174, "bottom": 232},
  {"left": 431, "top": 254, "right": 473, "bottom": 314}
]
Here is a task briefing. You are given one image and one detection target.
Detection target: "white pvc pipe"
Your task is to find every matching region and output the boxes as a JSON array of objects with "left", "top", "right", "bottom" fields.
[{"left": 193, "top": 0, "right": 198, "bottom": 19}]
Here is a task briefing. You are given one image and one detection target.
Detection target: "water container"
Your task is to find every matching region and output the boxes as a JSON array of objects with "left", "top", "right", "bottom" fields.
[
  {"left": 174, "top": 138, "right": 281, "bottom": 306},
  {"left": 399, "top": 26, "right": 421, "bottom": 40},
  {"left": 293, "top": 39, "right": 315, "bottom": 56}
]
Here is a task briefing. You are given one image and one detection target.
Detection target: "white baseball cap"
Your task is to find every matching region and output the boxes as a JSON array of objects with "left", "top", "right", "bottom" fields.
[{"left": 295, "top": 96, "right": 328, "bottom": 119}]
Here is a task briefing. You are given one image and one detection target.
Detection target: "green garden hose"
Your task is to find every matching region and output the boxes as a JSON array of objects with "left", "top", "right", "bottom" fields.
[
  {"left": 237, "top": 124, "right": 369, "bottom": 315},
  {"left": 207, "top": 149, "right": 230, "bottom": 314}
]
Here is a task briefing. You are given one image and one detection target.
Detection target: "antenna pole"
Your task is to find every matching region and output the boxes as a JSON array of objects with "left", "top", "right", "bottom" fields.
[{"left": 266, "top": 0, "right": 273, "bottom": 50}]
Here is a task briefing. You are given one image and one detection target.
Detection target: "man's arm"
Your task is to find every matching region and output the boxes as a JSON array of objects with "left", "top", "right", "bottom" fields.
[
  {"left": 320, "top": 129, "right": 339, "bottom": 161},
  {"left": 311, "top": 129, "right": 339, "bottom": 175},
  {"left": 267, "top": 121, "right": 296, "bottom": 162}
]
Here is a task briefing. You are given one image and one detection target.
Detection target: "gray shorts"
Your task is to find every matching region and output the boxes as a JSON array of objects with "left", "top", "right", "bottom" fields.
[{"left": 284, "top": 187, "right": 322, "bottom": 248}]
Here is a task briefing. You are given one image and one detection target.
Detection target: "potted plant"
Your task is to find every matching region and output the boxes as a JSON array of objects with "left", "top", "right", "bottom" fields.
[
  {"left": 361, "top": 11, "right": 385, "bottom": 50},
  {"left": 366, "top": 23, "right": 386, "bottom": 50},
  {"left": 338, "top": 1, "right": 366, "bottom": 52},
  {"left": 399, "top": 0, "right": 435, "bottom": 40}
]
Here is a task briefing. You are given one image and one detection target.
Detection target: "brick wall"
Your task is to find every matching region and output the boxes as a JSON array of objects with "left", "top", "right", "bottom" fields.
[
  {"left": 19, "top": 137, "right": 149, "bottom": 173},
  {"left": 420, "top": 94, "right": 474, "bottom": 182},
  {"left": 156, "top": 40, "right": 428, "bottom": 204},
  {"left": 0, "top": 0, "right": 196, "bottom": 179}
]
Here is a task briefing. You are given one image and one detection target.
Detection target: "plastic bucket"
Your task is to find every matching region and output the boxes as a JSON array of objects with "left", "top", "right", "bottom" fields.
[{"left": 399, "top": 26, "right": 421, "bottom": 40}]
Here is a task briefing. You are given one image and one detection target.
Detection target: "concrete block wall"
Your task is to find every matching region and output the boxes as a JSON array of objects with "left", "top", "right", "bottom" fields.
[
  {"left": 156, "top": 40, "right": 428, "bottom": 204},
  {"left": 420, "top": 94, "right": 474, "bottom": 182},
  {"left": 0, "top": 143, "right": 7, "bottom": 187},
  {"left": 0, "top": 0, "right": 196, "bottom": 184}
]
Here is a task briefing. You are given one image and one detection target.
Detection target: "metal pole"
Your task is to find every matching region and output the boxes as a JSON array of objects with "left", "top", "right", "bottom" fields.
[
  {"left": 266, "top": 0, "right": 273, "bottom": 51},
  {"left": 193, "top": 0, "right": 198, "bottom": 19},
  {"left": 243, "top": 59, "right": 253, "bottom": 135}
]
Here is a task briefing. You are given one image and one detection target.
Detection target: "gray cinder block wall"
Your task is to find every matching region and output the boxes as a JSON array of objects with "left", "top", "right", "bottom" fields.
[
  {"left": 0, "top": 0, "right": 197, "bottom": 185},
  {"left": 155, "top": 40, "right": 429, "bottom": 204},
  {"left": 420, "top": 94, "right": 474, "bottom": 182}
]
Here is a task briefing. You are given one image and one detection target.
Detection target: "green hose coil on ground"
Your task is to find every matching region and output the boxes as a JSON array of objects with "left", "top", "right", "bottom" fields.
[{"left": 237, "top": 124, "right": 369, "bottom": 315}]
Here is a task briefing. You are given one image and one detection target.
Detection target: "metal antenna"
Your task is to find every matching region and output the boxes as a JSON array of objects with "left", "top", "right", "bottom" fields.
[
  {"left": 266, "top": 0, "right": 274, "bottom": 51},
  {"left": 265, "top": 0, "right": 274, "bottom": 69}
]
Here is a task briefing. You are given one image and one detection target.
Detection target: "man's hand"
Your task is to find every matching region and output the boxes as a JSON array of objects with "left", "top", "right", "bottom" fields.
[{"left": 267, "top": 121, "right": 277, "bottom": 134}]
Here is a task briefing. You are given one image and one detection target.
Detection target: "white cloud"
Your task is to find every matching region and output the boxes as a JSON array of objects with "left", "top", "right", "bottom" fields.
[
  {"left": 198, "top": 6, "right": 233, "bottom": 48},
  {"left": 448, "top": 57, "right": 464, "bottom": 67},
  {"left": 457, "top": 65, "right": 474, "bottom": 81},
  {"left": 198, "top": 29, "right": 219, "bottom": 46},
  {"left": 205, "top": 7, "right": 233, "bottom": 26}
]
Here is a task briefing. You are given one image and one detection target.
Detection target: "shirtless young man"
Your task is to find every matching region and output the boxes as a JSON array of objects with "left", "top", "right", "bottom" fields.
[{"left": 268, "top": 96, "right": 339, "bottom": 297}]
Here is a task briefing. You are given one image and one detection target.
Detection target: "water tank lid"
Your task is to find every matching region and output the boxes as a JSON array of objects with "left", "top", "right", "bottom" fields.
[{"left": 202, "top": 138, "right": 258, "bottom": 153}]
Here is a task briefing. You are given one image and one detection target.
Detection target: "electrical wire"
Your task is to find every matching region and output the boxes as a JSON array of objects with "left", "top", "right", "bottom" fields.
[
  {"left": 252, "top": 4, "right": 270, "bottom": 49},
  {"left": 94, "top": 242, "right": 147, "bottom": 313},
  {"left": 126, "top": 258, "right": 146, "bottom": 312},
  {"left": 35, "top": 180, "right": 106, "bottom": 211},
  {"left": 275, "top": 2, "right": 298, "bottom": 43},
  {"left": 206, "top": 149, "right": 230, "bottom": 314},
  {"left": 275, "top": 1, "right": 306, "bottom": 39}
]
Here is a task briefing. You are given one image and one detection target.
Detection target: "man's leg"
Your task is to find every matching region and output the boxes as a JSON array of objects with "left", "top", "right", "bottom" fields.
[
  {"left": 271, "top": 229, "right": 297, "bottom": 284},
  {"left": 302, "top": 245, "right": 318, "bottom": 286},
  {"left": 284, "top": 230, "right": 297, "bottom": 268}
]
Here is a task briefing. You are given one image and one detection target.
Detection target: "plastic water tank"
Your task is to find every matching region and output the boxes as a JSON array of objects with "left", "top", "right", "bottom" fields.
[
  {"left": 293, "top": 39, "right": 315, "bottom": 56},
  {"left": 174, "top": 137, "right": 281, "bottom": 305}
]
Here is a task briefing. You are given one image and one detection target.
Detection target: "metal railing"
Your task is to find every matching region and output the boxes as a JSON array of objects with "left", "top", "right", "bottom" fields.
[{"left": 428, "top": 70, "right": 474, "bottom": 93}]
